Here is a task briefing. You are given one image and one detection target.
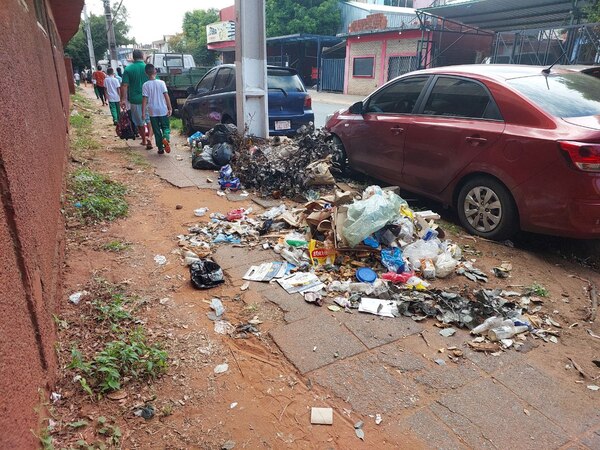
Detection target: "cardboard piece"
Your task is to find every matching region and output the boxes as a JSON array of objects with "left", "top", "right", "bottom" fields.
[{"left": 311, "top": 407, "right": 333, "bottom": 425}]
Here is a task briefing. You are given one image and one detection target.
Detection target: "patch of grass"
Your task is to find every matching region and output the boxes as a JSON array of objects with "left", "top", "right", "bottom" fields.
[
  {"left": 127, "top": 151, "right": 151, "bottom": 168},
  {"left": 101, "top": 240, "right": 130, "bottom": 252},
  {"left": 69, "top": 96, "right": 100, "bottom": 153},
  {"left": 33, "top": 427, "right": 54, "bottom": 450},
  {"left": 69, "top": 327, "right": 167, "bottom": 393},
  {"left": 170, "top": 117, "right": 183, "bottom": 134},
  {"left": 69, "top": 168, "right": 128, "bottom": 223},
  {"left": 525, "top": 282, "right": 549, "bottom": 297}
]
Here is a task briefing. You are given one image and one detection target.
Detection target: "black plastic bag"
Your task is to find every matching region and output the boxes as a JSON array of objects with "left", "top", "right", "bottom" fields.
[
  {"left": 190, "top": 259, "right": 225, "bottom": 289},
  {"left": 192, "top": 146, "right": 219, "bottom": 170},
  {"left": 212, "top": 142, "right": 234, "bottom": 167},
  {"left": 207, "top": 123, "right": 234, "bottom": 145}
]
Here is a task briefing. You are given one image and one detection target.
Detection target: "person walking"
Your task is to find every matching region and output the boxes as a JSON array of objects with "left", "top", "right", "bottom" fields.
[
  {"left": 104, "top": 68, "right": 121, "bottom": 125},
  {"left": 116, "top": 67, "right": 123, "bottom": 83},
  {"left": 92, "top": 65, "right": 107, "bottom": 105},
  {"left": 121, "top": 50, "right": 153, "bottom": 149},
  {"left": 74, "top": 71, "right": 80, "bottom": 87},
  {"left": 142, "top": 64, "right": 172, "bottom": 155}
]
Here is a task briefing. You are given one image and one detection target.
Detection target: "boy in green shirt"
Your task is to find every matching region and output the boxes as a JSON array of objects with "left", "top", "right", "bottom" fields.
[{"left": 120, "top": 50, "right": 153, "bottom": 149}]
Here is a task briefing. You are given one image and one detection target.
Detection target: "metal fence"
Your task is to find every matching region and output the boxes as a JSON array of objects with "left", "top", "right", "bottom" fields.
[
  {"left": 492, "top": 23, "right": 600, "bottom": 65},
  {"left": 320, "top": 58, "right": 345, "bottom": 92}
]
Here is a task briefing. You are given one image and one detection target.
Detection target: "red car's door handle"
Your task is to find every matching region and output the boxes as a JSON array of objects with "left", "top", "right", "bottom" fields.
[
  {"left": 390, "top": 126, "right": 405, "bottom": 135},
  {"left": 465, "top": 136, "right": 488, "bottom": 146}
]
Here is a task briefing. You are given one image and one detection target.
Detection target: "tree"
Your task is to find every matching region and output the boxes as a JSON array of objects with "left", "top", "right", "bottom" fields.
[
  {"left": 65, "top": 4, "right": 134, "bottom": 70},
  {"left": 168, "top": 9, "right": 220, "bottom": 66},
  {"left": 585, "top": 0, "right": 600, "bottom": 23},
  {"left": 265, "top": 0, "right": 341, "bottom": 37}
]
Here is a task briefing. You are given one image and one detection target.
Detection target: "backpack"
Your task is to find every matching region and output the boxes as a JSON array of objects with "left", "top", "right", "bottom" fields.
[{"left": 116, "top": 107, "right": 137, "bottom": 140}]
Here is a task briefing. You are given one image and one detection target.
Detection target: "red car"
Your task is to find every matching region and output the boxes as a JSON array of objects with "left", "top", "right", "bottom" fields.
[{"left": 325, "top": 65, "right": 600, "bottom": 239}]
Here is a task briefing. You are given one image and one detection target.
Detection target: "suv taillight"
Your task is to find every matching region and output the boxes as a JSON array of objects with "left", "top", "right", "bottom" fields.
[
  {"left": 559, "top": 141, "right": 600, "bottom": 172},
  {"left": 304, "top": 95, "right": 312, "bottom": 109}
]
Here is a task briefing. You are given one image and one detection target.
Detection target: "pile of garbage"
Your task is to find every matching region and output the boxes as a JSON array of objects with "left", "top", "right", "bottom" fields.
[
  {"left": 177, "top": 123, "right": 561, "bottom": 350},
  {"left": 230, "top": 126, "right": 340, "bottom": 198}
]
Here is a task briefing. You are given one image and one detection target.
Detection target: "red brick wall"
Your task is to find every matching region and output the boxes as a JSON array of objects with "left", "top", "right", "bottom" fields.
[
  {"left": 0, "top": 0, "right": 75, "bottom": 447},
  {"left": 349, "top": 13, "right": 388, "bottom": 33}
]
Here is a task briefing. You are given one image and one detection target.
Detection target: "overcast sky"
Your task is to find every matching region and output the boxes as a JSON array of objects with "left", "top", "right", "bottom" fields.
[{"left": 86, "top": 0, "right": 234, "bottom": 44}]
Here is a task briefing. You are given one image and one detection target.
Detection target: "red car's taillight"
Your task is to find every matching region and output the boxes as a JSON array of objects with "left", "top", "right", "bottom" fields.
[
  {"left": 304, "top": 95, "right": 312, "bottom": 109},
  {"left": 559, "top": 141, "right": 600, "bottom": 172}
]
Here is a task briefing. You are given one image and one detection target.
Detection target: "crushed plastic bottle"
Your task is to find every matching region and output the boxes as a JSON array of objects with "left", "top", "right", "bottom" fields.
[
  {"left": 471, "top": 316, "right": 505, "bottom": 335},
  {"left": 488, "top": 323, "right": 529, "bottom": 341}
]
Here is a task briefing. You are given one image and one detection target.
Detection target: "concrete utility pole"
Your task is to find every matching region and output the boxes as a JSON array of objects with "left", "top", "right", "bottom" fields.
[
  {"left": 103, "top": 0, "right": 119, "bottom": 70},
  {"left": 235, "top": 0, "right": 268, "bottom": 138},
  {"left": 83, "top": 2, "right": 96, "bottom": 69}
]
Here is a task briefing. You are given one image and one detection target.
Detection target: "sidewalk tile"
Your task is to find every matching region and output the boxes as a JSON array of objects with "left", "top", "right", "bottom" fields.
[
  {"left": 339, "top": 313, "right": 423, "bottom": 349},
  {"left": 495, "top": 364, "right": 600, "bottom": 434},
  {"left": 431, "top": 378, "right": 569, "bottom": 449},
  {"left": 270, "top": 314, "right": 366, "bottom": 374},
  {"left": 382, "top": 408, "right": 467, "bottom": 450},
  {"left": 311, "top": 352, "right": 420, "bottom": 415}
]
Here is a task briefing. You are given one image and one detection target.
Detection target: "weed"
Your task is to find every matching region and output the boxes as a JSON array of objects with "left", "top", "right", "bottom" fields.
[
  {"left": 97, "top": 416, "right": 121, "bottom": 446},
  {"left": 170, "top": 117, "right": 183, "bottom": 133},
  {"left": 68, "top": 420, "right": 89, "bottom": 429},
  {"left": 69, "top": 168, "right": 128, "bottom": 222},
  {"left": 128, "top": 151, "right": 151, "bottom": 168},
  {"left": 69, "top": 102, "right": 100, "bottom": 153},
  {"left": 93, "top": 293, "right": 132, "bottom": 323},
  {"left": 525, "top": 282, "right": 549, "bottom": 297},
  {"left": 33, "top": 427, "right": 54, "bottom": 450},
  {"left": 102, "top": 240, "right": 130, "bottom": 252},
  {"left": 69, "top": 327, "right": 167, "bottom": 393}
]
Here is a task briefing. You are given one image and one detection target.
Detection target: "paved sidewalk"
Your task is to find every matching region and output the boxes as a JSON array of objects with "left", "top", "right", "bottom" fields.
[
  {"left": 209, "top": 246, "right": 600, "bottom": 450},
  {"left": 137, "top": 136, "right": 600, "bottom": 449}
]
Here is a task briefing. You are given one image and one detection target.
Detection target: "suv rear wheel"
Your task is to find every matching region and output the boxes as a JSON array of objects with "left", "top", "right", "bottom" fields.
[{"left": 457, "top": 176, "right": 518, "bottom": 240}]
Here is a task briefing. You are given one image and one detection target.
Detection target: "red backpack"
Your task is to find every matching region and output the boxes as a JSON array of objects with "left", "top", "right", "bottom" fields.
[{"left": 116, "top": 106, "right": 137, "bottom": 140}]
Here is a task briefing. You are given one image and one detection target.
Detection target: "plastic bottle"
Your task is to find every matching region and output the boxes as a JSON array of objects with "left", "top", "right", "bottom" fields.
[
  {"left": 281, "top": 248, "right": 302, "bottom": 266},
  {"left": 488, "top": 324, "right": 529, "bottom": 341},
  {"left": 471, "top": 317, "right": 505, "bottom": 335}
]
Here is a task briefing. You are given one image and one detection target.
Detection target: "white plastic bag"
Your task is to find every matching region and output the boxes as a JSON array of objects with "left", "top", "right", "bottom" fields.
[
  {"left": 342, "top": 186, "right": 407, "bottom": 247},
  {"left": 435, "top": 252, "right": 458, "bottom": 278},
  {"left": 403, "top": 239, "right": 441, "bottom": 269}
]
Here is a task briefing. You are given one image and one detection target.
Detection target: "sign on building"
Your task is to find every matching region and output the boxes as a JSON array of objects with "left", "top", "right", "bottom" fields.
[{"left": 206, "top": 21, "right": 236, "bottom": 44}]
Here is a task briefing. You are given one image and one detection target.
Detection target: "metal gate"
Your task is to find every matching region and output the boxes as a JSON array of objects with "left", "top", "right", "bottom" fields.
[
  {"left": 320, "top": 58, "right": 345, "bottom": 92},
  {"left": 387, "top": 56, "right": 418, "bottom": 81}
]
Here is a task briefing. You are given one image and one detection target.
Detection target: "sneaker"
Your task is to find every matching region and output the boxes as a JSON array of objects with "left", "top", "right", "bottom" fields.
[
  {"left": 146, "top": 142, "right": 153, "bottom": 150},
  {"left": 163, "top": 138, "right": 171, "bottom": 153},
  {"left": 158, "top": 149, "right": 164, "bottom": 154}
]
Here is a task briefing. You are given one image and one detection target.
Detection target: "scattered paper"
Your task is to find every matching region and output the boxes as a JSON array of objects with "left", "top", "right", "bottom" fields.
[
  {"left": 276, "top": 272, "right": 325, "bottom": 294},
  {"left": 68, "top": 291, "right": 88, "bottom": 305},
  {"left": 587, "top": 385, "right": 600, "bottom": 391},
  {"left": 439, "top": 328, "right": 456, "bottom": 337},
  {"left": 214, "top": 363, "right": 229, "bottom": 374},
  {"left": 358, "top": 298, "right": 397, "bottom": 318},
  {"left": 214, "top": 320, "right": 235, "bottom": 335},
  {"left": 243, "top": 262, "right": 287, "bottom": 282},
  {"left": 154, "top": 254, "right": 167, "bottom": 265}
]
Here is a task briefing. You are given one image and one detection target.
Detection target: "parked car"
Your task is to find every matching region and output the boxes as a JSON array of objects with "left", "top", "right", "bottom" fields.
[
  {"left": 325, "top": 65, "right": 600, "bottom": 240},
  {"left": 181, "top": 64, "right": 314, "bottom": 136}
]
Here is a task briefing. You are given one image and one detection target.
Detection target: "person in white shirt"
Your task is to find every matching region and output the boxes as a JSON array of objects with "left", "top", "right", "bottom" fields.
[
  {"left": 142, "top": 64, "right": 172, "bottom": 154},
  {"left": 104, "top": 68, "right": 122, "bottom": 125}
]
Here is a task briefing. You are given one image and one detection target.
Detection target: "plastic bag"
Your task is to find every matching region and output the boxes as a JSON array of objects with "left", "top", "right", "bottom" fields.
[
  {"left": 192, "top": 146, "right": 219, "bottom": 170},
  {"left": 305, "top": 159, "right": 335, "bottom": 186},
  {"left": 207, "top": 123, "right": 234, "bottom": 145},
  {"left": 381, "top": 247, "right": 405, "bottom": 273},
  {"left": 381, "top": 271, "right": 415, "bottom": 284},
  {"left": 190, "top": 259, "right": 225, "bottom": 289},
  {"left": 212, "top": 143, "right": 234, "bottom": 167},
  {"left": 403, "top": 239, "right": 441, "bottom": 269},
  {"left": 441, "top": 241, "right": 462, "bottom": 260},
  {"left": 435, "top": 252, "right": 458, "bottom": 278},
  {"left": 261, "top": 205, "right": 286, "bottom": 220},
  {"left": 342, "top": 186, "right": 407, "bottom": 247},
  {"left": 187, "top": 131, "right": 204, "bottom": 144}
]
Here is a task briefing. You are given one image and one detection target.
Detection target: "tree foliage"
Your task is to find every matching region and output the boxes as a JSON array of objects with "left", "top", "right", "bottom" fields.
[
  {"left": 168, "top": 9, "right": 220, "bottom": 66},
  {"left": 65, "top": 5, "right": 133, "bottom": 71},
  {"left": 265, "top": 0, "right": 341, "bottom": 37},
  {"left": 585, "top": 1, "right": 600, "bottom": 23}
]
